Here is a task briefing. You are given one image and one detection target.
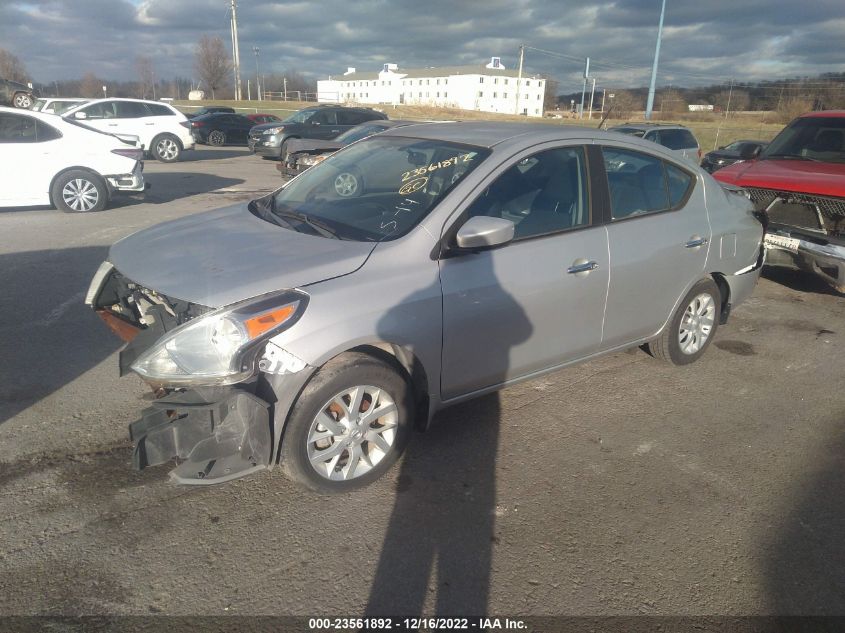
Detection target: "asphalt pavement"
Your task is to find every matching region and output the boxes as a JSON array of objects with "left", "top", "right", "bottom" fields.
[{"left": 0, "top": 146, "right": 843, "bottom": 618}]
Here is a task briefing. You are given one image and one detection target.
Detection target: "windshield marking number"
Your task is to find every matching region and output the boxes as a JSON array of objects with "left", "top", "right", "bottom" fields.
[{"left": 400, "top": 153, "right": 475, "bottom": 182}]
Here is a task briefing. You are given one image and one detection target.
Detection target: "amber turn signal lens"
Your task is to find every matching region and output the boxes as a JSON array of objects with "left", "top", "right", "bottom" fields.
[{"left": 244, "top": 305, "right": 296, "bottom": 339}]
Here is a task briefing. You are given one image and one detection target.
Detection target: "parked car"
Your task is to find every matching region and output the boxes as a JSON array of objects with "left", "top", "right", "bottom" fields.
[
  {"left": 30, "top": 97, "right": 88, "bottom": 115},
  {"left": 0, "top": 78, "right": 37, "bottom": 109},
  {"left": 714, "top": 110, "right": 845, "bottom": 293},
  {"left": 246, "top": 113, "right": 282, "bottom": 124},
  {"left": 187, "top": 106, "right": 236, "bottom": 119},
  {"left": 187, "top": 112, "right": 259, "bottom": 146},
  {"left": 248, "top": 105, "right": 388, "bottom": 160},
  {"left": 281, "top": 119, "right": 421, "bottom": 179},
  {"left": 0, "top": 106, "right": 145, "bottom": 212},
  {"left": 62, "top": 98, "right": 194, "bottom": 162},
  {"left": 700, "top": 140, "right": 769, "bottom": 173},
  {"left": 610, "top": 123, "right": 701, "bottom": 164},
  {"left": 86, "top": 122, "right": 763, "bottom": 491}
]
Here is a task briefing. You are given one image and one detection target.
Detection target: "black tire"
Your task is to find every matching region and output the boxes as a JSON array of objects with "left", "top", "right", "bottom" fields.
[
  {"left": 12, "top": 92, "right": 33, "bottom": 108},
  {"left": 51, "top": 170, "right": 108, "bottom": 213},
  {"left": 151, "top": 133, "right": 181, "bottom": 162},
  {"left": 279, "top": 352, "right": 413, "bottom": 493},
  {"left": 279, "top": 139, "right": 290, "bottom": 162},
  {"left": 648, "top": 278, "right": 721, "bottom": 365},
  {"left": 207, "top": 130, "right": 226, "bottom": 146}
]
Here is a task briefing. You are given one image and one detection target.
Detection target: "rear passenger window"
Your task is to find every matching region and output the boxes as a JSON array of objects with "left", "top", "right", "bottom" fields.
[
  {"left": 116, "top": 101, "right": 148, "bottom": 118},
  {"left": 666, "top": 163, "right": 693, "bottom": 206},
  {"left": 602, "top": 147, "right": 670, "bottom": 219},
  {"left": 145, "top": 103, "right": 174, "bottom": 116},
  {"left": 312, "top": 110, "right": 338, "bottom": 125}
]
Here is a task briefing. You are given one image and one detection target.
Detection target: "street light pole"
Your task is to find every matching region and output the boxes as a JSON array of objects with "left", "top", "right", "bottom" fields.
[{"left": 253, "top": 46, "right": 261, "bottom": 101}]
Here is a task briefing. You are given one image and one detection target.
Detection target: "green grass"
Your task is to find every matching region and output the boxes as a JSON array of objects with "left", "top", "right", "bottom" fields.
[{"left": 173, "top": 99, "right": 785, "bottom": 152}]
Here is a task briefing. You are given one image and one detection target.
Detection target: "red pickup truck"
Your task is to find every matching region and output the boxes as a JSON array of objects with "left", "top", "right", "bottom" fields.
[{"left": 713, "top": 111, "right": 845, "bottom": 293}]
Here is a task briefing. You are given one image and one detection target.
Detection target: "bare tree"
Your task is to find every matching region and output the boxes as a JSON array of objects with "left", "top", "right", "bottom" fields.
[
  {"left": 543, "top": 78, "right": 559, "bottom": 113},
  {"left": 194, "top": 35, "right": 231, "bottom": 99},
  {"left": 0, "top": 48, "right": 30, "bottom": 83},
  {"left": 135, "top": 56, "right": 156, "bottom": 99},
  {"left": 79, "top": 72, "right": 103, "bottom": 98}
]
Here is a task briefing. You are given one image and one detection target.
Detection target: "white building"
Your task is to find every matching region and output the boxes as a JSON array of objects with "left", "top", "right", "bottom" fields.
[{"left": 317, "top": 57, "right": 547, "bottom": 118}]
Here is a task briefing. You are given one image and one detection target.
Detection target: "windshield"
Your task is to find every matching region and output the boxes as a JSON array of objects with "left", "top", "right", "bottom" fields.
[
  {"left": 267, "top": 136, "right": 489, "bottom": 241},
  {"left": 763, "top": 116, "right": 845, "bottom": 163},
  {"left": 283, "top": 109, "right": 317, "bottom": 124},
  {"left": 722, "top": 141, "right": 745, "bottom": 151},
  {"left": 31, "top": 99, "right": 46, "bottom": 111}
]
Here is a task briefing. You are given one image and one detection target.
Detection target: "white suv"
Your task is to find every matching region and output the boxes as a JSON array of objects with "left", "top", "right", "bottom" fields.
[
  {"left": 62, "top": 98, "right": 194, "bottom": 162},
  {"left": 0, "top": 106, "right": 145, "bottom": 212}
]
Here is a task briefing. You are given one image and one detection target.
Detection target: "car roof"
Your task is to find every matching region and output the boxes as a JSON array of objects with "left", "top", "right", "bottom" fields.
[
  {"left": 612, "top": 122, "right": 690, "bottom": 130},
  {"left": 377, "top": 121, "right": 687, "bottom": 155},
  {"left": 798, "top": 110, "right": 845, "bottom": 119}
]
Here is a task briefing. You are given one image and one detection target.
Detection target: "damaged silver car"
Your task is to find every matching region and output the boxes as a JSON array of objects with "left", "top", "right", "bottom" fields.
[{"left": 87, "top": 122, "right": 764, "bottom": 492}]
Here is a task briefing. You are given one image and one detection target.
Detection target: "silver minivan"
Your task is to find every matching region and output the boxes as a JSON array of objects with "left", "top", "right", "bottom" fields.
[
  {"left": 86, "top": 122, "right": 763, "bottom": 492},
  {"left": 610, "top": 123, "right": 701, "bottom": 165}
]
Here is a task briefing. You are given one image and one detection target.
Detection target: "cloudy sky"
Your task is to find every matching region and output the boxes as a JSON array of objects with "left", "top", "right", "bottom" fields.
[{"left": 3, "top": 0, "right": 844, "bottom": 93}]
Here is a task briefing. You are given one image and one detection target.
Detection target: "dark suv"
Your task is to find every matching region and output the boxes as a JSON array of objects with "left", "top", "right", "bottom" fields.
[
  {"left": 1, "top": 78, "right": 37, "bottom": 109},
  {"left": 187, "top": 106, "right": 236, "bottom": 119},
  {"left": 248, "top": 105, "right": 388, "bottom": 160}
]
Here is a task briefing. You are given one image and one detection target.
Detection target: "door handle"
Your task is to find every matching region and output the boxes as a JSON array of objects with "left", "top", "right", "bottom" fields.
[
  {"left": 567, "top": 259, "right": 598, "bottom": 275},
  {"left": 331, "top": 129, "right": 340, "bottom": 133},
  {"left": 685, "top": 236, "right": 708, "bottom": 248}
]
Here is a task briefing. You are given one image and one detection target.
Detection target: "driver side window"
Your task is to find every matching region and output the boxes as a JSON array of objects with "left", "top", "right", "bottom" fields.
[{"left": 465, "top": 146, "right": 590, "bottom": 239}]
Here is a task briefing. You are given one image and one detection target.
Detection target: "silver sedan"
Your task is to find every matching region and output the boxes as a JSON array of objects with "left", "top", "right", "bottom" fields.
[{"left": 86, "top": 122, "right": 764, "bottom": 492}]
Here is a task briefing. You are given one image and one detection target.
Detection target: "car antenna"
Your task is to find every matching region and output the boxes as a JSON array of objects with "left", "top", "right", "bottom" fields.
[{"left": 598, "top": 102, "right": 614, "bottom": 130}]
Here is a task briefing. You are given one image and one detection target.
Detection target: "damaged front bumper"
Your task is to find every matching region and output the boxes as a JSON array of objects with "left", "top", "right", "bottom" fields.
[
  {"left": 764, "top": 227, "right": 845, "bottom": 292},
  {"left": 131, "top": 387, "right": 271, "bottom": 484}
]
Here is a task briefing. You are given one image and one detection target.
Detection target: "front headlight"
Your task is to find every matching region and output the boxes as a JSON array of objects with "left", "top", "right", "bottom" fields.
[
  {"left": 263, "top": 126, "right": 285, "bottom": 135},
  {"left": 298, "top": 154, "right": 328, "bottom": 167},
  {"left": 131, "top": 290, "right": 307, "bottom": 386}
]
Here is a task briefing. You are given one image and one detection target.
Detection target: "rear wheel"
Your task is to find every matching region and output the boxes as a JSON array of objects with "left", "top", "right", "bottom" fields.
[
  {"left": 151, "top": 134, "right": 181, "bottom": 162},
  {"left": 12, "top": 92, "right": 32, "bottom": 108},
  {"left": 207, "top": 130, "right": 226, "bottom": 146},
  {"left": 51, "top": 170, "right": 108, "bottom": 213},
  {"left": 279, "top": 352, "right": 413, "bottom": 493},
  {"left": 648, "top": 278, "right": 720, "bottom": 365}
]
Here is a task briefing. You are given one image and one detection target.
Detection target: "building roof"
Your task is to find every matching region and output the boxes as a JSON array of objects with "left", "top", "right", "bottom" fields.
[{"left": 334, "top": 64, "right": 543, "bottom": 82}]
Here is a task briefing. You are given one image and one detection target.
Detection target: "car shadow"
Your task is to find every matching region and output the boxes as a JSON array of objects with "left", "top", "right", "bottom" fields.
[
  {"left": 762, "top": 267, "right": 843, "bottom": 297},
  {"left": 0, "top": 247, "right": 123, "bottom": 426},
  {"left": 180, "top": 148, "right": 252, "bottom": 161},
  {"left": 365, "top": 256, "right": 532, "bottom": 616},
  {"left": 110, "top": 173, "right": 247, "bottom": 207}
]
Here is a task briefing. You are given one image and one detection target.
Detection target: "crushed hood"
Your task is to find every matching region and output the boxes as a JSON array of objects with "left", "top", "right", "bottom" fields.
[
  {"left": 714, "top": 159, "right": 845, "bottom": 198},
  {"left": 108, "top": 203, "right": 376, "bottom": 308}
]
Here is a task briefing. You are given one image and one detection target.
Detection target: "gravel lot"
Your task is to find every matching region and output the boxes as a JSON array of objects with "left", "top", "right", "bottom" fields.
[{"left": 0, "top": 146, "right": 843, "bottom": 617}]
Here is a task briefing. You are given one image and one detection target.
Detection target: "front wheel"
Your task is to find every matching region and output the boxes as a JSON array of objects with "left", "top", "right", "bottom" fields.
[
  {"left": 51, "top": 170, "right": 108, "bottom": 213},
  {"left": 279, "top": 352, "right": 413, "bottom": 493},
  {"left": 648, "top": 278, "right": 721, "bottom": 365},
  {"left": 152, "top": 134, "right": 181, "bottom": 162},
  {"left": 13, "top": 92, "right": 33, "bottom": 108}
]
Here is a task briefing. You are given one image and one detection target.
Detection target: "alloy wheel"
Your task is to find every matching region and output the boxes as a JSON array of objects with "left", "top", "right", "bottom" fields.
[
  {"left": 678, "top": 293, "right": 715, "bottom": 355},
  {"left": 156, "top": 137, "right": 179, "bottom": 160},
  {"left": 62, "top": 178, "right": 99, "bottom": 212},
  {"left": 13, "top": 93, "right": 32, "bottom": 108},
  {"left": 306, "top": 385, "right": 398, "bottom": 481},
  {"left": 334, "top": 172, "right": 359, "bottom": 197}
]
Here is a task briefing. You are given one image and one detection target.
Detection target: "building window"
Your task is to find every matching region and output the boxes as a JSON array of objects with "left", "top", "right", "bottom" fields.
[
  {"left": 426, "top": 79, "right": 429, "bottom": 85},
  {"left": 524, "top": 94, "right": 528, "bottom": 99},
  {"left": 479, "top": 77, "right": 484, "bottom": 83},
  {"left": 444, "top": 92, "right": 447, "bottom": 98},
  {"left": 436, "top": 92, "right": 440, "bottom": 97},
  {"left": 494, "top": 78, "right": 498, "bottom": 84},
  {"left": 419, "top": 92, "right": 422, "bottom": 97},
  {"left": 505, "top": 79, "right": 509, "bottom": 85},
  {"left": 526, "top": 81, "right": 531, "bottom": 86},
  {"left": 444, "top": 79, "right": 448, "bottom": 84},
  {"left": 388, "top": 81, "right": 391, "bottom": 86},
  {"left": 493, "top": 92, "right": 498, "bottom": 98},
  {"left": 478, "top": 91, "right": 483, "bottom": 97},
  {"left": 537, "top": 94, "right": 541, "bottom": 100},
  {"left": 419, "top": 80, "right": 423, "bottom": 86},
  {"left": 436, "top": 79, "right": 440, "bottom": 85},
  {"left": 426, "top": 92, "right": 429, "bottom": 97}
]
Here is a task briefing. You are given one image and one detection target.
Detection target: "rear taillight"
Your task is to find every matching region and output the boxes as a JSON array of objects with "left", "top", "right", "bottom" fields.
[
  {"left": 111, "top": 148, "right": 144, "bottom": 161},
  {"left": 698, "top": 148, "right": 703, "bottom": 160}
]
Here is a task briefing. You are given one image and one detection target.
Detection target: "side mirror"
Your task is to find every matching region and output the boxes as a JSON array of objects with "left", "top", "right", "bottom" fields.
[
  {"left": 73, "top": 111, "right": 87, "bottom": 120},
  {"left": 739, "top": 144, "right": 761, "bottom": 160},
  {"left": 455, "top": 216, "right": 515, "bottom": 250},
  {"left": 311, "top": 120, "right": 320, "bottom": 126}
]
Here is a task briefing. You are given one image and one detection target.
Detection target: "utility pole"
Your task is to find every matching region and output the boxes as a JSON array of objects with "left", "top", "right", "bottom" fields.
[
  {"left": 600, "top": 88, "right": 607, "bottom": 115},
  {"left": 725, "top": 77, "right": 734, "bottom": 119},
  {"left": 283, "top": 77, "right": 288, "bottom": 101},
  {"left": 230, "top": 0, "right": 242, "bottom": 100},
  {"left": 253, "top": 46, "right": 261, "bottom": 101},
  {"left": 514, "top": 44, "right": 524, "bottom": 115},
  {"left": 645, "top": 0, "right": 667, "bottom": 120},
  {"left": 579, "top": 57, "right": 589, "bottom": 119},
  {"left": 588, "top": 77, "right": 596, "bottom": 119}
]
